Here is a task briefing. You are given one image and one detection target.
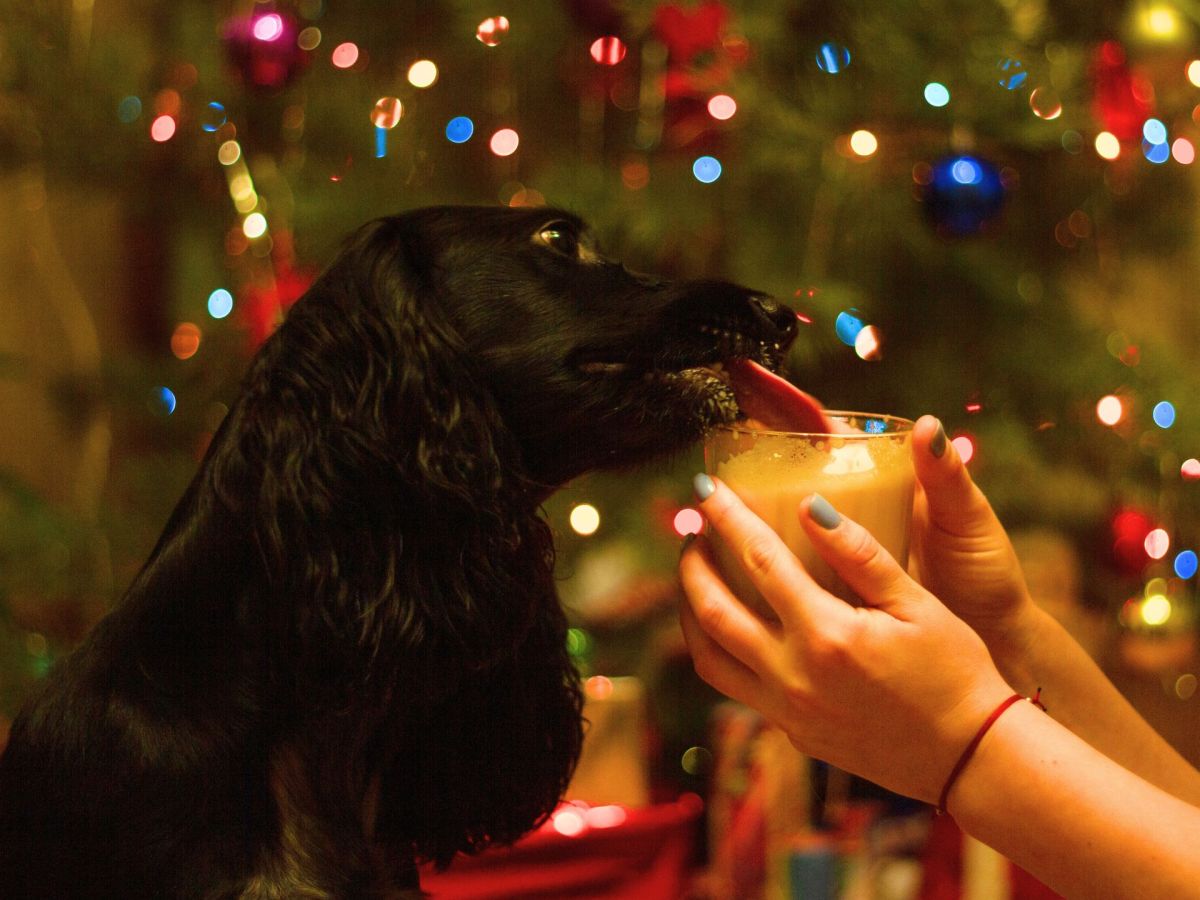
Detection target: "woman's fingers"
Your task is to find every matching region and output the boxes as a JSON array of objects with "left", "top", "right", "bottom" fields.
[
  {"left": 798, "top": 493, "right": 921, "bottom": 617},
  {"left": 677, "top": 583, "right": 764, "bottom": 707},
  {"left": 692, "top": 474, "right": 849, "bottom": 630},
  {"left": 912, "top": 415, "right": 998, "bottom": 539},
  {"left": 679, "top": 535, "right": 780, "bottom": 673}
]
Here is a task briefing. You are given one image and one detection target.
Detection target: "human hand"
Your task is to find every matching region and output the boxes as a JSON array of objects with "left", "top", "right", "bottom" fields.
[
  {"left": 678, "top": 476, "right": 1012, "bottom": 804},
  {"left": 909, "top": 416, "right": 1041, "bottom": 676}
]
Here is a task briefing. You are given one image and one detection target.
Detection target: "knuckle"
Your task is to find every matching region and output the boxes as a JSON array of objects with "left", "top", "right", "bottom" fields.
[{"left": 740, "top": 534, "right": 780, "bottom": 580}]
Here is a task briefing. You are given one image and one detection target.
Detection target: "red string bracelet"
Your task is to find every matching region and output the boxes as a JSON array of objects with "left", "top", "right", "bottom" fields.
[{"left": 936, "top": 690, "right": 1045, "bottom": 816}]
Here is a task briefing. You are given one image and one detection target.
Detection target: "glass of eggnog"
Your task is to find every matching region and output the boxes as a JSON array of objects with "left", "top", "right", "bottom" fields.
[{"left": 704, "top": 414, "right": 915, "bottom": 617}]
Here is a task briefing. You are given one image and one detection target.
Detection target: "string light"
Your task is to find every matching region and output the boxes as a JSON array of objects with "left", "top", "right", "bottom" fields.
[
  {"left": 569, "top": 503, "right": 600, "bottom": 535},
  {"left": 407, "top": 59, "right": 438, "bottom": 88},
  {"left": 1096, "top": 394, "right": 1124, "bottom": 426},
  {"left": 489, "top": 128, "right": 520, "bottom": 157}
]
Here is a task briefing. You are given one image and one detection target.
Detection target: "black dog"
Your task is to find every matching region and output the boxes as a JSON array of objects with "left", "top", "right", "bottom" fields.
[{"left": 0, "top": 206, "right": 797, "bottom": 898}]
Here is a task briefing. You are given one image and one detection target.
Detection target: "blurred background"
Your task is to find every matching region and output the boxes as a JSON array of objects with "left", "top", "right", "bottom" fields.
[{"left": 4, "top": 0, "right": 1200, "bottom": 896}]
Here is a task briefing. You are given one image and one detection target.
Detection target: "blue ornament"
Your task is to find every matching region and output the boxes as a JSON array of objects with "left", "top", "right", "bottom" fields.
[{"left": 923, "top": 155, "right": 1006, "bottom": 236}]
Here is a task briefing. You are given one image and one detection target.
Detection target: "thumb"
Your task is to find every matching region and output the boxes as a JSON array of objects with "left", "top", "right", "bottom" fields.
[
  {"left": 912, "top": 415, "right": 998, "bottom": 539},
  {"left": 798, "top": 493, "right": 922, "bottom": 617}
]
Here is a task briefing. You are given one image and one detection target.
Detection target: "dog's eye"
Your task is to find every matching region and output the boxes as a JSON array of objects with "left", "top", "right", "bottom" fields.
[{"left": 535, "top": 222, "right": 582, "bottom": 259}]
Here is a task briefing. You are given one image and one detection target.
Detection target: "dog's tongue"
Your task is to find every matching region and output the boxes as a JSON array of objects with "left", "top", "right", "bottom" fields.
[{"left": 726, "top": 359, "right": 834, "bottom": 433}]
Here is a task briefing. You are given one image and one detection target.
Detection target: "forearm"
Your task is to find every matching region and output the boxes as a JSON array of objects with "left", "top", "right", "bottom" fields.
[
  {"left": 950, "top": 699, "right": 1200, "bottom": 899},
  {"left": 989, "top": 604, "right": 1200, "bottom": 806}
]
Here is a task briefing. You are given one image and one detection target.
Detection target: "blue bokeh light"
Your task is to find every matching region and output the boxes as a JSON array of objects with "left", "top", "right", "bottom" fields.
[
  {"left": 924, "top": 82, "right": 950, "bottom": 107},
  {"left": 201, "top": 101, "right": 227, "bottom": 133},
  {"left": 997, "top": 58, "right": 1028, "bottom": 90},
  {"left": 1175, "top": 550, "right": 1198, "bottom": 580},
  {"left": 835, "top": 309, "right": 865, "bottom": 346},
  {"left": 207, "top": 288, "right": 234, "bottom": 319},
  {"left": 1143, "top": 118, "right": 1168, "bottom": 145},
  {"left": 1153, "top": 401, "right": 1176, "bottom": 428},
  {"left": 117, "top": 96, "right": 142, "bottom": 123},
  {"left": 864, "top": 418, "right": 887, "bottom": 434},
  {"left": 1143, "top": 139, "right": 1170, "bottom": 164},
  {"left": 155, "top": 386, "right": 177, "bottom": 416},
  {"left": 446, "top": 116, "right": 475, "bottom": 143},
  {"left": 692, "top": 155, "right": 722, "bottom": 183},
  {"left": 815, "top": 42, "right": 851, "bottom": 74}
]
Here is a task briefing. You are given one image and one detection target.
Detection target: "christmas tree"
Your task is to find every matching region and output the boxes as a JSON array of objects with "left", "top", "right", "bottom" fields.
[{"left": 4, "top": 1, "right": 1200, "bottom": 799}]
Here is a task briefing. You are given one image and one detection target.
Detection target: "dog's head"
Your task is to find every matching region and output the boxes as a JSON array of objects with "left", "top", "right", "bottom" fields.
[{"left": 368, "top": 205, "right": 799, "bottom": 488}]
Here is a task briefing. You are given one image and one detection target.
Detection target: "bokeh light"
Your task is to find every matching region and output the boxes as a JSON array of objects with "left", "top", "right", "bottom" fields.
[
  {"left": 150, "top": 115, "right": 176, "bottom": 142},
  {"left": 707, "top": 94, "right": 737, "bottom": 120},
  {"left": 570, "top": 503, "right": 600, "bottom": 535},
  {"left": 370, "top": 97, "right": 403, "bottom": 129},
  {"left": 476, "top": 16, "right": 510, "bottom": 46},
  {"left": 201, "top": 101, "right": 227, "bottom": 133},
  {"left": 446, "top": 116, "right": 474, "bottom": 143},
  {"left": 1189, "top": 59, "right": 1200, "bottom": 87},
  {"left": 1029, "top": 86, "right": 1062, "bottom": 119},
  {"left": 586, "top": 805, "right": 627, "bottom": 829},
  {"left": 1096, "top": 394, "right": 1124, "bottom": 426},
  {"left": 252, "top": 13, "right": 284, "bottom": 42},
  {"left": 674, "top": 508, "right": 704, "bottom": 536},
  {"left": 951, "top": 434, "right": 975, "bottom": 464},
  {"left": 1172, "top": 138, "right": 1195, "bottom": 164},
  {"left": 489, "top": 128, "right": 520, "bottom": 157},
  {"left": 1183, "top": 458, "right": 1200, "bottom": 480},
  {"left": 1095, "top": 131, "right": 1121, "bottom": 160},
  {"left": 835, "top": 309, "right": 865, "bottom": 345},
  {"left": 815, "top": 42, "right": 850, "bottom": 73},
  {"left": 1143, "top": 118, "right": 1168, "bottom": 144},
  {"left": 997, "top": 58, "right": 1027, "bottom": 90},
  {"left": 854, "top": 324, "right": 882, "bottom": 360},
  {"left": 117, "top": 96, "right": 142, "bottom": 123},
  {"left": 692, "top": 155, "right": 722, "bottom": 183},
  {"left": 242, "top": 212, "right": 268, "bottom": 239},
  {"left": 154, "top": 386, "right": 177, "bottom": 416},
  {"left": 924, "top": 82, "right": 950, "bottom": 107},
  {"left": 1139, "top": 3, "right": 1183, "bottom": 41},
  {"left": 218, "top": 140, "right": 242, "bottom": 165},
  {"left": 171, "top": 323, "right": 201, "bottom": 360},
  {"left": 1153, "top": 401, "right": 1176, "bottom": 428},
  {"left": 1145, "top": 528, "right": 1171, "bottom": 560},
  {"left": 1175, "top": 550, "right": 1199, "bottom": 579},
  {"left": 407, "top": 59, "right": 438, "bottom": 88},
  {"left": 297, "top": 26, "right": 321, "bottom": 50},
  {"left": 207, "top": 288, "right": 234, "bottom": 319},
  {"left": 331, "top": 42, "right": 359, "bottom": 69},
  {"left": 849, "top": 129, "right": 878, "bottom": 157},
  {"left": 551, "top": 807, "right": 587, "bottom": 837},
  {"left": 1141, "top": 592, "right": 1172, "bottom": 626},
  {"left": 590, "top": 36, "right": 627, "bottom": 65}
]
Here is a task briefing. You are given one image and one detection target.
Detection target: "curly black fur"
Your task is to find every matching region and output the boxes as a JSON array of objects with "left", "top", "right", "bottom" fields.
[{"left": 0, "top": 206, "right": 796, "bottom": 898}]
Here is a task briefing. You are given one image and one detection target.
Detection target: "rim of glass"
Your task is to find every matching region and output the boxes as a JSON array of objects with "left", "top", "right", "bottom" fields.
[{"left": 715, "top": 410, "right": 915, "bottom": 439}]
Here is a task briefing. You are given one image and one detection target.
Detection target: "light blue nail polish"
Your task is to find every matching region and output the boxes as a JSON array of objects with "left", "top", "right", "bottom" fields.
[
  {"left": 693, "top": 473, "right": 716, "bottom": 501},
  {"left": 931, "top": 420, "right": 947, "bottom": 459},
  {"left": 809, "top": 493, "right": 841, "bottom": 529}
]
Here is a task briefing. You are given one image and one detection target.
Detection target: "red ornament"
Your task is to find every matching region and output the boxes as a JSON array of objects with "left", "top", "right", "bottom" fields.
[
  {"left": 653, "top": 0, "right": 728, "bottom": 62},
  {"left": 240, "top": 265, "right": 315, "bottom": 349},
  {"left": 1090, "top": 40, "right": 1154, "bottom": 142},
  {"left": 1111, "top": 506, "right": 1155, "bottom": 572},
  {"left": 223, "top": 11, "right": 310, "bottom": 92}
]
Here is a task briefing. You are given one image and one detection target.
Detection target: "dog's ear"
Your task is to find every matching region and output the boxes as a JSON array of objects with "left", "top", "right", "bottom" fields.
[{"left": 231, "top": 217, "right": 548, "bottom": 705}]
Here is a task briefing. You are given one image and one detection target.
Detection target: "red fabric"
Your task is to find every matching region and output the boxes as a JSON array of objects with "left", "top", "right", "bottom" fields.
[
  {"left": 918, "top": 812, "right": 1062, "bottom": 899},
  {"left": 419, "top": 796, "right": 703, "bottom": 900}
]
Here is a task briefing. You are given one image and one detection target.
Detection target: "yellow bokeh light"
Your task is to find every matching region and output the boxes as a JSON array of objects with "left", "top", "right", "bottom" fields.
[
  {"left": 569, "top": 503, "right": 600, "bottom": 535},
  {"left": 1096, "top": 394, "right": 1124, "bottom": 425},
  {"left": 849, "top": 129, "right": 878, "bottom": 157},
  {"left": 1140, "top": 3, "right": 1182, "bottom": 41},
  {"left": 1141, "top": 593, "right": 1172, "bottom": 626},
  {"left": 242, "top": 212, "right": 268, "bottom": 239},
  {"left": 407, "top": 59, "right": 439, "bottom": 88},
  {"left": 1188, "top": 59, "right": 1200, "bottom": 87},
  {"left": 1094, "top": 131, "right": 1121, "bottom": 160},
  {"left": 218, "top": 140, "right": 242, "bottom": 166}
]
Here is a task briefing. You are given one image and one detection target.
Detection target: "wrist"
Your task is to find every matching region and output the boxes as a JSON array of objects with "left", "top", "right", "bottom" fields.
[{"left": 977, "top": 598, "right": 1047, "bottom": 690}]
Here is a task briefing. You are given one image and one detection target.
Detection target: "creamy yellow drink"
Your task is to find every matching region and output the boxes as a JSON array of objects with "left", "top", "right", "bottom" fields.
[{"left": 705, "top": 414, "right": 915, "bottom": 616}]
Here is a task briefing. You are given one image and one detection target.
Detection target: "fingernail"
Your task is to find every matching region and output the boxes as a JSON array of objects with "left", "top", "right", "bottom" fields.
[
  {"left": 680, "top": 533, "right": 697, "bottom": 556},
  {"left": 808, "top": 493, "right": 841, "bottom": 529},
  {"left": 930, "top": 421, "right": 947, "bottom": 459},
  {"left": 693, "top": 473, "right": 716, "bottom": 501}
]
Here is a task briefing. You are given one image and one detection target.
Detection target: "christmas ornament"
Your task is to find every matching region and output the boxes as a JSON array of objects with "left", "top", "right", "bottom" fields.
[
  {"left": 1090, "top": 41, "right": 1153, "bottom": 142},
  {"left": 922, "top": 155, "right": 1006, "bottom": 236},
  {"left": 223, "top": 11, "right": 309, "bottom": 92}
]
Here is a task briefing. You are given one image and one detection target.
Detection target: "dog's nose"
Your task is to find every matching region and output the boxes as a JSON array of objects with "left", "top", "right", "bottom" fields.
[{"left": 748, "top": 295, "right": 798, "bottom": 340}]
